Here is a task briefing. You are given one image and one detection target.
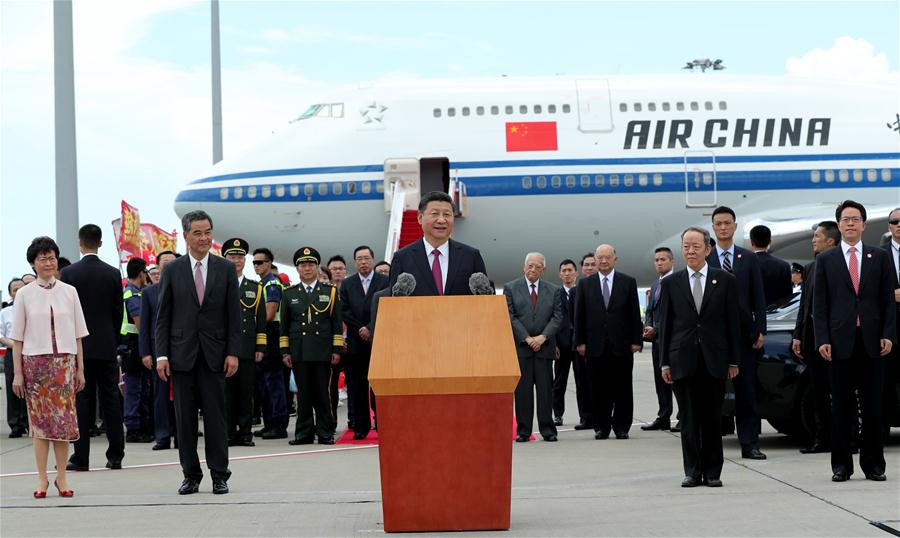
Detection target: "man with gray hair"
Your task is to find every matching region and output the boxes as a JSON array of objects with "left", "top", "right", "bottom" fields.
[{"left": 504, "top": 253, "right": 563, "bottom": 442}]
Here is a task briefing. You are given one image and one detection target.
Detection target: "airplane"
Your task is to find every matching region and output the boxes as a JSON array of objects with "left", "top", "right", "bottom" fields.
[{"left": 174, "top": 74, "right": 900, "bottom": 286}]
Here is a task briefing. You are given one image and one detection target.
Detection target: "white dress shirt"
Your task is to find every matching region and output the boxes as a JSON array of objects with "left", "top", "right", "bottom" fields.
[
  {"left": 840, "top": 241, "right": 862, "bottom": 284},
  {"left": 423, "top": 238, "right": 450, "bottom": 292},
  {"left": 716, "top": 244, "right": 735, "bottom": 268},
  {"left": 598, "top": 269, "right": 615, "bottom": 290},
  {"left": 687, "top": 263, "right": 709, "bottom": 295},
  {"left": 525, "top": 277, "right": 540, "bottom": 294},
  {"left": 359, "top": 271, "right": 373, "bottom": 294}
]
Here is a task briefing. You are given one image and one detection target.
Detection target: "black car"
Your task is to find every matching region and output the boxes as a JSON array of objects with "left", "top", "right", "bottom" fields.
[{"left": 724, "top": 291, "right": 900, "bottom": 441}]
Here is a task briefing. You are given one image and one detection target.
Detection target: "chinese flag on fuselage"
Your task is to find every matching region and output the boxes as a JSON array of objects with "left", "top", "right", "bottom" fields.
[{"left": 505, "top": 121, "right": 558, "bottom": 152}]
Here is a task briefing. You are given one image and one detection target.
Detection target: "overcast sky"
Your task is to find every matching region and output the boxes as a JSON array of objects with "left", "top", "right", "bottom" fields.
[{"left": 1, "top": 0, "right": 898, "bottom": 294}]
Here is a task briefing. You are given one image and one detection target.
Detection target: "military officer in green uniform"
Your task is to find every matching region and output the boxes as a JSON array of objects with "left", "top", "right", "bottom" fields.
[
  {"left": 223, "top": 238, "right": 267, "bottom": 447},
  {"left": 280, "top": 247, "right": 344, "bottom": 445}
]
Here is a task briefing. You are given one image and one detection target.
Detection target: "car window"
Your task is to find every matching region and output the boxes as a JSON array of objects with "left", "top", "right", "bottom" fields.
[{"left": 766, "top": 291, "right": 801, "bottom": 322}]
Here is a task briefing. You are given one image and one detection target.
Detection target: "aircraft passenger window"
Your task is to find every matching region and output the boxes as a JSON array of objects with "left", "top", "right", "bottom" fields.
[
  {"left": 331, "top": 104, "right": 344, "bottom": 117},
  {"left": 810, "top": 171, "right": 820, "bottom": 183},
  {"left": 347, "top": 182, "right": 357, "bottom": 194},
  {"left": 333, "top": 182, "right": 342, "bottom": 195},
  {"left": 676, "top": 102, "right": 685, "bottom": 111},
  {"left": 839, "top": 170, "right": 849, "bottom": 182},
  {"left": 718, "top": 101, "right": 727, "bottom": 110},
  {"left": 704, "top": 101, "right": 713, "bottom": 111},
  {"left": 519, "top": 105, "right": 528, "bottom": 114},
  {"left": 522, "top": 176, "right": 533, "bottom": 189},
  {"left": 506, "top": 105, "right": 514, "bottom": 114},
  {"left": 318, "top": 183, "right": 328, "bottom": 196},
  {"left": 648, "top": 103, "right": 656, "bottom": 112},
  {"left": 219, "top": 187, "right": 229, "bottom": 200},
  {"left": 824, "top": 170, "right": 835, "bottom": 183},
  {"left": 290, "top": 185, "right": 300, "bottom": 197},
  {"left": 662, "top": 102, "right": 670, "bottom": 111},
  {"left": 434, "top": 108, "right": 442, "bottom": 118},
  {"left": 476, "top": 106, "right": 484, "bottom": 115},
  {"left": 448, "top": 108, "right": 456, "bottom": 117},
  {"left": 580, "top": 175, "right": 591, "bottom": 188},
  {"left": 299, "top": 184, "right": 308, "bottom": 196},
  {"left": 275, "top": 185, "right": 286, "bottom": 197},
  {"left": 594, "top": 174, "right": 605, "bottom": 187},
  {"left": 562, "top": 104, "right": 571, "bottom": 113},
  {"left": 566, "top": 175, "right": 576, "bottom": 188},
  {"left": 361, "top": 181, "right": 372, "bottom": 194},
  {"left": 549, "top": 105, "right": 557, "bottom": 114},
  {"left": 534, "top": 105, "right": 542, "bottom": 114},
  {"left": 690, "top": 102, "right": 699, "bottom": 111},
  {"left": 634, "top": 103, "right": 642, "bottom": 112},
  {"left": 623, "top": 174, "right": 634, "bottom": 187},
  {"left": 882, "top": 169, "right": 892, "bottom": 181},
  {"left": 247, "top": 186, "right": 257, "bottom": 199},
  {"left": 638, "top": 173, "right": 648, "bottom": 187},
  {"left": 867, "top": 169, "right": 878, "bottom": 182},
  {"left": 376, "top": 182, "right": 384, "bottom": 193},
  {"left": 233, "top": 187, "right": 243, "bottom": 199},
  {"left": 261, "top": 185, "right": 271, "bottom": 198},
  {"left": 462, "top": 107, "right": 470, "bottom": 116},
  {"left": 852, "top": 169, "right": 863, "bottom": 182},
  {"left": 619, "top": 103, "right": 627, "bottom": 112},
  {"left": 609, "top": 175, "right": 620, "bottom": 187},
  {"left": 536, "top": 176, "right": 547, "bottom": 189},
  {"left": 702, "top": 173, "right": 712, "bottom": 185},
  {"left": 652, "top": 173, "right": 663, "bottom": 186},
  {"left": 491, "top": 105, "right": 499, "bottom": 115},
  {"left": 551, "top": 175, "right": 561, "bottom": 188}
]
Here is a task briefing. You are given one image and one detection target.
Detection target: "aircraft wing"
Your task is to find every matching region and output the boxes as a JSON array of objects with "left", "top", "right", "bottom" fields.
[{"left": 741, "top": 203, "right": 897, "bottom": 250}]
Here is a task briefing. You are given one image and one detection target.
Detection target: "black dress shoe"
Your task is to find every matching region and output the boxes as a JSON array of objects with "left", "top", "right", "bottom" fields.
[
  {"left": 251, "top": 417, "right": 262, "bottom": 426},
  {"left": 681, "top": 476, "right": 698, "bottom": 487},
  {"left": 212, "top": 478, "right": 229, "bottom": 495},
  {"left": 543, "top": 434, "right": 558, "bottom": 442},
  {"left": 641, "top": 419, "right": 670, "bottom": 431},
  {"left": 253, "top": 428, "right": 269, "bottom": 438},
  {"left": 799, "top": 443, "right": 830, "bottom": 454},
  {"left": 105, "top": 461, "right": 122, "bottom": 470},
  {"left": 594, "top": 430, "right": 610, "bottom": 440},
  {"left": 706, "top": 478, "right": 723, "bottom": 487},
  {"left": 66, "top": 462, "right": 89, "bottom": 472},
  {"left": 670, "top": 421, "right": 682, "bottom": 433},
  {"left": 864, "top": 472, "right": 886, "bottom": 481},
  {"left": 261, "top": 427, "right": 288, "bottom": 440},
  {"left": 152, "top": 440, "right": 171, "bottom": 451},
  {"left": 832, "top": 472, "right": 850, "bottom": 482},
  {"left": 288, "top": 437, "right": 314, "bottom": 445},
  {"left": 573, "top": 421, "right": 592, "bottom": 430},
  {"left": 8, "top": 427, "right": 26, "bottom": 438},
  {"left": 237, "top": 437, "right": 255, "bottom": 447},
  {"left": 178, "top": 478, "right": 200, "bottom": 495},
  {"left": 553, "top": 416, "right": 563, "bottom": 426},
  {"left": 515, "top": 434, "right": 530, "bottom": 443},
  {"left": 742, "top": 448, "right": 767, "bottom": 460},
  {"left": 352, "top": 432, "right": 369, "bottom": 440},
  {"left": 614, "top": 431, "right": 629, "bottom": 440},
  {"left": 318, "top": 437, "right": 335, "bottom": 445}
]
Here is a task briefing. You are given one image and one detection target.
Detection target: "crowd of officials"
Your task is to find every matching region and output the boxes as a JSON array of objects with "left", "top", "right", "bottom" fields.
[{"left": 2, "top": 191, "right": 898, "bottom": 496}]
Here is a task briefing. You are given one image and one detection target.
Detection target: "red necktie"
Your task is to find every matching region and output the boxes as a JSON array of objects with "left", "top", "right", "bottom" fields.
[
  {"left": 848, "top": 246, "right": 859, "bottom": 326},
  {"left": 194, "top": 261, "right": 205, "bottom": 306},
  {"left": 530, "top": 283, "right": 537, "bottom": 306},
  {"left": 431, "top": 250, "right": 443, "bottom": 296}
]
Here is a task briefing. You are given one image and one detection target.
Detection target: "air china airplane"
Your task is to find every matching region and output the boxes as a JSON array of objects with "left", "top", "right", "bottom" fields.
[{"left": 174, "top": 74, "right": 900, "bottom": 285}]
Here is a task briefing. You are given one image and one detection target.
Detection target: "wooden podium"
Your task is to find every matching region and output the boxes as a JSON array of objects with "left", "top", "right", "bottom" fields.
[{"left": 369, "top": 295, "right": 520, "bottom": 533}]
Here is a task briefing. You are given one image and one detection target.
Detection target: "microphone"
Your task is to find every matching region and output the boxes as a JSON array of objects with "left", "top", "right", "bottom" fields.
[
  {"left": 392, "top": 273, "right": 416, "bottom": 296},
  {"left": 468, "top": 272, "right": 494, "bottom": 296}
]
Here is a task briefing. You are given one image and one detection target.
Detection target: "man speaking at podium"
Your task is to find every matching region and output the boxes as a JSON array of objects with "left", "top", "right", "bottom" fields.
[{"left": 389, "top": 191, "right": 487, "bottom": 296}]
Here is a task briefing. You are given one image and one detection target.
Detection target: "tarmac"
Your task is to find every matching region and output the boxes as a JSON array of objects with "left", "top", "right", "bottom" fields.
[{"left": 1, "top": 350, "right": 898, "bottom": 537}]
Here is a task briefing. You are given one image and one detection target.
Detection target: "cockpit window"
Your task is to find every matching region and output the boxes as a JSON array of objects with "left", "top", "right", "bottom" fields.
[{"left": 291, "top": 103, "right": 345, "bottom": 122}]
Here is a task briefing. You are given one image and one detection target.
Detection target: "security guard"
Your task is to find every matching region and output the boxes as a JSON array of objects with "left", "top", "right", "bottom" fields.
[
  {"left": 122, "top": 257, "right": 153, "bottom": 443},
  {"left": 223, "top": 238, "right": 267, "bottom": 447},
  {"left": 253, "top": 247, "right": 289, "bottom": 439},
  {"left": 281, "top": 247, "right": 344, "bottom": 445}
]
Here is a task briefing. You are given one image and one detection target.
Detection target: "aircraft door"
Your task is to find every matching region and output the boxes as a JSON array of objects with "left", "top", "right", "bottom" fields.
[
  {"left": 683, "top": 150, "right": 717, "bottom": 208},
  {"left": 383, "top": 158, "right": 420, "bottom": 212},
  {"left": 575, "top": 79, "right": 613, "bottom": 132}
]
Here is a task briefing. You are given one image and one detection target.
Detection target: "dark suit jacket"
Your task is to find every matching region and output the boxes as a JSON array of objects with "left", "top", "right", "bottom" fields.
[
  {"left": 503, "top": 278, "right": 563, "bottom": 359},
  {"left": 555, "top": 286, "right": 575, "bottom": 350},
  {"left": 706, "top": 245, "right": 767, "bottom": 345},
  {"left": 658, "top": 268, "right": 741, "bottom": 380},
  {"left": 139, "top": 283, "right": 161, "bottom": 358},
  {"left": 792, "top": 260, "right": 818, "bottom": 348},
  {"left": 886, "top": 243, "right": 900, "bottom": 340},
  {"left": 813, "top": 243, "right": 896, "bottom": 360},
  {"left": 341, "top": 271, "right": 389, "bottom": 354},
  {"left": 367, "top": 287, "right": 392, "bottom": 336},
  {"left": 756, "top": 251, "right": 793, "bottom": 306},
  {"left": 573, "top": 271, "right": 643, "bottom": 356},
  {"left": 388, "top": 238, "right": 487, "bottom": 296},
  {"left": 155, "top": 254, "right": 241, "bottom": 372},
  {"left": 60, "top": 254, "right": 123, "bottom": 361}
]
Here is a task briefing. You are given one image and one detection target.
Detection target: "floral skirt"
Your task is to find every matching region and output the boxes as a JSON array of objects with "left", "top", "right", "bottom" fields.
[{"left": 23, "top": 353, "right": 79, "bottom": 441}]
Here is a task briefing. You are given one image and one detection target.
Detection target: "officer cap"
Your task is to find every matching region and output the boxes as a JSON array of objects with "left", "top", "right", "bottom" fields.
[
  {"left": 293, "top": 246, "right": 320, "bottom": 266},
  {"left": 790, "top": 262, "right": 803, "bottom": 274},
  {"left": 222, "top": 238, "right": 249, "bottom": 256}
]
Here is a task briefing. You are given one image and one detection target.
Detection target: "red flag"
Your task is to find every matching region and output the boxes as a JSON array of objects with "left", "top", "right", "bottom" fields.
[
  {"left": 505, "top": 122, "right": 558, "bottom": 152},
  {"left": 119, "top": 201, "right": 142, "bottom": 254}
]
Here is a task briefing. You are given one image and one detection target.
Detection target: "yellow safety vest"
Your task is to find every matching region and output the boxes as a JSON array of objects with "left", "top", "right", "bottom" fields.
[{"left": 120, "top": 288, "right": 141, "bottom": 335}]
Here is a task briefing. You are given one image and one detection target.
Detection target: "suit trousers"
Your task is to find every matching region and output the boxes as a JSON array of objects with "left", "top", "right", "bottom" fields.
[
  {"left": 71, "top": 359, "right": 124, "bottom": 466},
  {"left": 225, "top": 358, "right": 255, "bottom": 438},
  {"left": 294, "top": 361, "right": 336, "bottom": 441},
  {"left": 330, "top": 362, "right": 355, "bottom": 427},
  {"left": 830, "top": 330, "right": 885, "bottom": 476},
  {"left": 123, "top": 369, "right": 152, "bottom": 432},
  {"left": 258, "top": 362, "right": 288, "bottom": 429},
  {"left": 650, "top": 343, "right": 674, "bottom": 422},
  {"left": 4, "top": 354, "right": 28, "bottom": 431},
  {"left": 586, "top": 351, "right": 634, "bottom": 434},
  {"left": 803, "top": 344, "right": 832, "bottom": 445},
  {"left": 572, "top": 353, "right": 593, "bottom": 425},
  {"left": 552, "top": 348, "right": 572, "bottom": 419},
  {"left": 153, "top": 372, "right": 175, "bottom": 444},
  {"left": 172, "top": 352, "right": 230, "bottom": 482},
  {"left": 345, "top": 351, "right": 376, "bottom": 435},
  {"left": 673, "top": 363, "right": 726, "bottom": 480},
  {"left": 728, "top": 346, "right": 761, "bottom": 449},
  {"left": 515, "top": 356, "right": 556, "bottom": 438}
]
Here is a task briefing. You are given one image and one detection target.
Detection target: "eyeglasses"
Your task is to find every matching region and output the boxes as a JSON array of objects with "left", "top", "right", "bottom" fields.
[
  {"left": 252, "top": 260, "right": 269, "bottom": 266},
  {"left": 889, "top": 219, "right": 900, "bottom": 226},
  {"left": 839, "top": 217, "right": 863, "bottom": 224}
]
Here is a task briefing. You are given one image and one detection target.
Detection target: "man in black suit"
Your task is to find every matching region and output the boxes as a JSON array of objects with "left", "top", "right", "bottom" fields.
[
  {"left": 791, "top": 221, "right": 840, "bottom": 454},
  {"left": 341, "top": 245, "right": 389, "bottom": 439},
  {"left": 388, "top": 191, "right": 487, "bottom": 296},
  {"left": 570, "top": 253, "right": 598, "bottom": 430},
  {"left": 750, "top": 225, "right": 793, "bottom": 306},
  {"left": 660, "top": 227, "right": 741, "bottom": 488},
  {"left": 156, "top": 210, "right": 241, "bottom": 495},
  {"left": 886, "top": 208, "right": 900, "bottom": 434},
  {"left": 552, "top": 259, "right": 588, "bottom": 427},
  {"left": 642, "top": 247, "right": 677, "bottom": 432},
  {"left": 574, "top": 244, "right": 643, "bottom": 440},
  {"left": 61, "top": 224, "right": 125, "bottom": 471},
  {"left": 706, "top": 206, "right": 767, "bottom": 460},
  {"left": 814, "top": 200, "right": 895, "bottom": 482}
]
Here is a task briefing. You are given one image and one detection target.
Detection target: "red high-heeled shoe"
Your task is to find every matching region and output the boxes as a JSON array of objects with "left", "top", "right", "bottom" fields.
[
  {"left": 34, "top": 479, "right": 49, "bottom": 498},
  {"left": 53, "top": 479, "right": 74, "bottom": 497}
]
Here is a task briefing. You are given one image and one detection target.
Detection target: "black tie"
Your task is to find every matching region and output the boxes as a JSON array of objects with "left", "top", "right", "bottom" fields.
[{"left": 722, "top": 251, "right": 733, "bottom": 273}]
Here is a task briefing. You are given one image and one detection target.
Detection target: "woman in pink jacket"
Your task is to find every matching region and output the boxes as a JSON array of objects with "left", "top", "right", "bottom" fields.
[{"left": 11, "top": 237, "right": 88, "bottom": 498}]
